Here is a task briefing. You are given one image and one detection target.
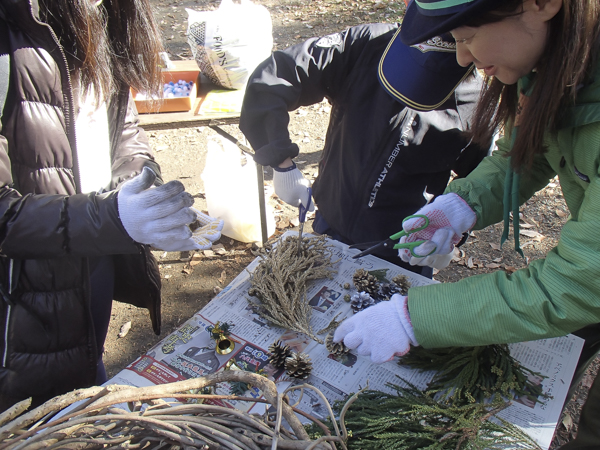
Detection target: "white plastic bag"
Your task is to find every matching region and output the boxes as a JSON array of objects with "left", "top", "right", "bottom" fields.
[
  {"left": 186, "top": 0, "right": 273, "bottom": 90},
  {"left": 202, "top": 136, "right": 275, "bottom": 243}
]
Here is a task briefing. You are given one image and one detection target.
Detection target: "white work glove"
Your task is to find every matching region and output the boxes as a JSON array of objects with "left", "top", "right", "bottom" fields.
[
  {"left": 118, "top": 167, "right": 200, "bottom": 251},
  {"left": 409, "top": 250, "right": 456, "bottom": 271},
  {"left": 272, "top": 162, "right": 315, "bottom": 212},
  {"left": 398, "top": 193, "right": 476, "bottom": 269},
  {"left": 189, "top": 208, "right": 224, "bottom": 250},
  {"left": 333, "top": 294, "right": 418, "bottom": 364}
]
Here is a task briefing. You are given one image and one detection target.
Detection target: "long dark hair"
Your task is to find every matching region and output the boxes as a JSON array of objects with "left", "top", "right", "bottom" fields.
[
  {"left": 466, "top": 0, "right": 600, "bottom": 170},
  {"left": 40, "top": 0, "right": 164, "bottom": 104}
]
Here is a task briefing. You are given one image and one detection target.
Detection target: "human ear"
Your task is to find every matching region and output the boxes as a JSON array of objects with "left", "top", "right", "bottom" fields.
[{"left": 532, "top": 0, "right": 562, "bottom": 21}]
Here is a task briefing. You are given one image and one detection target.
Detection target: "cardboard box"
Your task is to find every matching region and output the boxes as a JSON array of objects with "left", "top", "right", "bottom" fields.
[{"left": 132, "top": 69, "right": 200, "bottom": 114}]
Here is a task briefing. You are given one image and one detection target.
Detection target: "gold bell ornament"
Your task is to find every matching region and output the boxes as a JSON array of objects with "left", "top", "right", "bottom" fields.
[{"left": 207, "top": 321, "right": 236, "bottom": 355}]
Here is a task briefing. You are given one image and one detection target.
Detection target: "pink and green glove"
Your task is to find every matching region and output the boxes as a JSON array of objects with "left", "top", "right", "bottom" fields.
[
  {"left": 399, "top": 193, "right": 476, "bottom": 269},
  {"left": 333, "top": 294, "right": 418, "bottom": 364}
]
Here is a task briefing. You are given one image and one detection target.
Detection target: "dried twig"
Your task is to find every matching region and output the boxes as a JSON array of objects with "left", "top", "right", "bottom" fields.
[
  {"left": 247, "top": 235, "right": 338, "bottom": 344},
  {"left": 316, "top": 312, "right": 343, "bottom": 336},
  {"left": 0, "top": 372, "right": 344, "bottom": 450}
]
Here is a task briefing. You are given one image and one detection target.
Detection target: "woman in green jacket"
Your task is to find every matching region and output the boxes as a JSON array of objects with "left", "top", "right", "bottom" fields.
[{"left": 334, "top": 0, "right": 600, "bottom": 446}]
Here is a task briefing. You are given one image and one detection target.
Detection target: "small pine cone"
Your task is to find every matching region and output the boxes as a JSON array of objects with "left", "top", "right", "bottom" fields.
[
  {"left": 325, "top": 331, "right": 349, "bottom": 356},
  {"left": 350, "top": 292, "right": 375, "bottom": 313},
  {"left": 379, "top": 282, "right": 401, "bottom": 301},
  {"left": 268, "top": 340, "right": 293, "bottom": 369},
  {"left": 391, "top": 274, "right": 412, "bottom": 296},
  {"left": 285, "top": 352, "right": 313, "bottom": 379},
  {"left": 352, "top": 269, "right": 380, "bottom": 297}
]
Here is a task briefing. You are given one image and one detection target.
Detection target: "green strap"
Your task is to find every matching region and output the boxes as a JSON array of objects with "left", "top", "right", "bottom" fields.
[
  {"left": 501, "top": 166, "right": 513, "bottom": 247},
  {"left": 512, "top": 171, "right": 524, "bottom": 257},
  {"left": 500, "top": 75, "right": 536, "bottom": 258},
  {"left": 500, "top": 127, "right": 524, "bottom": 258}
]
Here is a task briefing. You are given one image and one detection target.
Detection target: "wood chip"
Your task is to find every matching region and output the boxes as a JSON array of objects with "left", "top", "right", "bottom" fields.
[
  {"left": 277, "top": 218, "right": 290, "bottom": 229},
  {"left": 213, "top": 243, "right": 227, "bottom": 255},
  {"left": 489, "top": 243, "right": 501, "bottom": 250},
  {"left": 520, "top": 229, "right": 545, "bottom": 240},
  {"left": 190, "top": 253, "right": 202, "bottom": 266},
  {"left": 118, "top": 321, "right": 132, "bottom": 338},
  {"left": 486, "top": 263, "right": 502, "bottom": 269},
  {"left": 218, "top": 270, "right": 227, "bottom": 284}
]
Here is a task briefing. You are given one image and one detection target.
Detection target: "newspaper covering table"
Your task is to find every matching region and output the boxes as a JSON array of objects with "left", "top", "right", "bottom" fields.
[{"left": 107, "top": 232, "right": 583, "bottom": 449}]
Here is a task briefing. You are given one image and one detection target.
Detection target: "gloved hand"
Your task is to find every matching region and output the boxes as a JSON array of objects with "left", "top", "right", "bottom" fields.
[
  {"left": 333, "top": 294, "right": 418, "bottom": 364},
  {"left": 118, "top": 167, "right": 199, "bottom": 251},
  {"left": 407, "top": 250, "right": 456, "bottom": 270},
  {"left": 398, "top": 193, "right": 476, "bottom": 268},
  {"left": 189, "top": 208, "right": 224, "bottom": 250},
  {"left": 273, "top": 161, "right": 315, "bottom": 212}
]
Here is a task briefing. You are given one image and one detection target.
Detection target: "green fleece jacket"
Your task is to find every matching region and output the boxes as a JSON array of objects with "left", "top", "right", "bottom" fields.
[{"left": 409, "top": 61, "right": 600, "bottom": 348}]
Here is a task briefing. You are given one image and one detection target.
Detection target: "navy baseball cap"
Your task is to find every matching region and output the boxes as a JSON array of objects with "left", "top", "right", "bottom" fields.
[
  {"left": 378, "top": 28, "right": 473, "bottom": 111},
  {"left": 400, "top": 0, "right": 504, "bottom": 45}
]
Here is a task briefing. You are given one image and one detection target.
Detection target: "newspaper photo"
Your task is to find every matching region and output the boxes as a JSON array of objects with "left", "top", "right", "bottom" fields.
[{"left": 107, "top": 232, "right": 583, "bottom": 449}]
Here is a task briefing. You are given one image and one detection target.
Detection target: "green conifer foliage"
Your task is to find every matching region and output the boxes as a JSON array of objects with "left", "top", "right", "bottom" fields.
[
  {"left": 400, "top": 345, "right": 548, "bottom": 405},
  {"left": 340, "top": 383, "right": 542, "bottom": 449}
]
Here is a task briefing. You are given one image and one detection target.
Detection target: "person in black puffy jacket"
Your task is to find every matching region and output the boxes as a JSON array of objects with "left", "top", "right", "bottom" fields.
[
  {"left": 240, "top": 23, "right": 492, "bottom": 278},
  {"left": 0, "top": 0, "right": 219, "bottom": 411}
]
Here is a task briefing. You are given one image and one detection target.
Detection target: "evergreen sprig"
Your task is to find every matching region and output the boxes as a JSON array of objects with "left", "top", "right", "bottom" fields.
[
  {"left": 339, "top": 382, "right": 542, "bottom": 450},
  {"left": 206, "top": 321, "right": 234, "bottom": 340},
  {"left": 400, "top": 345, "right": 548, "bottom": 405}
]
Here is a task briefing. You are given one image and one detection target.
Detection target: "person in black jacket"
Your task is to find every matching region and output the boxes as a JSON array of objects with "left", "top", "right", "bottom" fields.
[
  {"left": 0, "top": 0, "right": 221, "bottom": 411},
  {"left": 240, "top": 23, "right": 491, "bottom": 277}
]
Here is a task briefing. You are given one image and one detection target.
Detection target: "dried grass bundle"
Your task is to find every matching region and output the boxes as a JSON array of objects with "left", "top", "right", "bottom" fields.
[{"left": 247, "top": 234, "right": 338, "bottom": 344}]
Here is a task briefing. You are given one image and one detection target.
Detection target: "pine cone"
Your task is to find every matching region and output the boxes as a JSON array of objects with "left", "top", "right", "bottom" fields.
[
  {"left": 379, "top": 282, "right": 401, "bottom": 301},
  {"left": 325, "top": 331, "right": 349, "bottom": 356},
  {"left": 352, "top": 269, "right": 380, "bottom": 297},
  {"left": 285, "top": 352, "right": 313, "bottom": 379},
  {"left": 391, "top": 274, "right": 412, "bottom": 296},
  {"left": 268, "top": 340, "right": 293, "bottom": 369},
  {"left": 350, "top": 292, "right": 374, "bottom": 313}
]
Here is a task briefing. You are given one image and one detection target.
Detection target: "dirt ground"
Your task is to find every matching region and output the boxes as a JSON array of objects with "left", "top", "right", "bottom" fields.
[{"left": 102, "top": 1, "right": 598, "bottom": 447}]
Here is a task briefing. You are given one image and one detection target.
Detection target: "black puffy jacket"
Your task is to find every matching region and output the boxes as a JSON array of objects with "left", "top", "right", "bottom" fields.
[
  {"left": 241, "top": 23, "right": 490, "bottom": 261},
  {"left": 0, "top": 0, "right": 161, "bottom": 410}
]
